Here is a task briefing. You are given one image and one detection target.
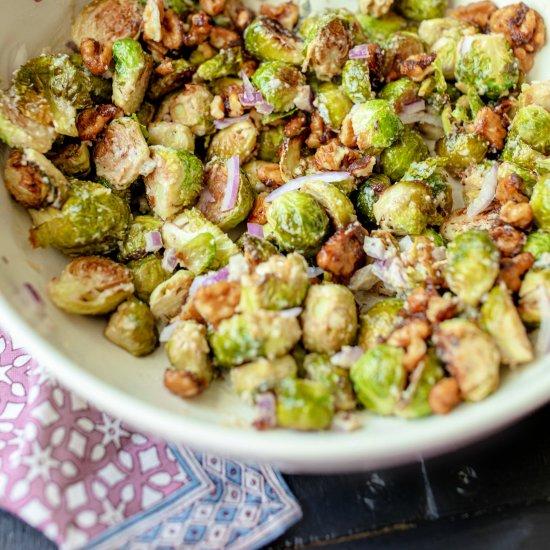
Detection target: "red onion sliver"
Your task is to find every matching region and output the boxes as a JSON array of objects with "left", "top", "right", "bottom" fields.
[
  {"left": 23, "top": 282, "right": 43, "bottom": 305},
  {"left": 349, "top": 44, "right": 370, "bottom": 59},
  {"left": 159, "top": 321, "right": 181, "bottom": 343},
  {"left": 241, "top": 70, "right": 256, "bottom": 99},
  {"left": 266, "top": 171, "right": 351, "bottom": 202},
  {"left": 331, "top": 346, "right": 364, "bottom": 368},
  {"left": 214, "top": 114, "right": 249, "bottom": 130},
  {"left": 162, "top": 248, "right": 178, "bottom": 273},
  {"left": 279, "top": 307, "right": 303, "bottom": 318},
  {"left": 467, "top": 162, "right": 498, "bottom": 217},
  {"left": 363, "top": 237, "right": 388, "bottom": 260},
  {"left": 188, "top": 267, "right": 230, "bottom": 297},
  {"left": 145, "top": 230, "right": 163, "bottom": 253},
  {"left": 255, "top": 100, "right": 275, "bottom": 115},
  {"left": 221, "top": 155, "right": 240, "bottom": 212},
  {"left": 247, "top": 223, "right": 264, "bottom": 238},
  {"left": 253, "top": 392, "right": 277, "bottom": 430},
  {"left": 239, "top": 91, "right": 263, "bottom": 106},
  {"left": 307, "top": 266, "right": 324, "bottom": 278},
  {"left": 536, "top": 287, "right": 550, "bottom": 356},
  {"left": 401, "top": 99, "right": 426, "bottom": 115}
]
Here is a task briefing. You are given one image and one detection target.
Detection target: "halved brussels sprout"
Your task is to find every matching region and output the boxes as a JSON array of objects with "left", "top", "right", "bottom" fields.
[
  {"left": 434, "top": 318, "right": 500, "bottom": 402},
  {"left": 276, "top": 378, "right": 334, "bottom": 431},
  {"left": 315, "top": 83, "right": 354, "bottom": 130},
  {"left": 301, "top": 283, "right": 358, "bottom": 354},
  {"left": 445, "top": 229, "right": 499, "bottom": 306},
  {"left": 169, "top": 84, "right": 215, "bottom": 137},
  {"left": 350, "top": 344, "right": 406, "bottom": 415},
  {"left": 93, "top": 117, "right": 150, "bottom": 190},
  {"left": 355, "top": 174, "right": 391, "bottom": 226},
  {"left": 435, "top": 132, "right": 489, "bottom": 174},
  {"left": 148, "top": 122, "right": 195, "bottom": 152},
  {"left": 395, "top": 0, "right": 447, "bottom": 21},
  {"left": 47, "top": 142, "right": 91, "bottom": 178},
  {"left": 266, "top": 190, "right": 329, "bottom": 257},
  {"left": 48, "top": 256, "right": 134, "bottom": 315},
  {"left": 530, "top": 175, "right": 550, "bottom": 231},
  {"left": 357, "top": 12, "right": 408, "bottom": 42},
  {"left": 196, "top": 47, "right": 243, "bottom": 81},
  {"left": 127, "top": 255, "right": 170, "bottom": 302},
  {"left": 4, "top": 148, "right": 69, "bottom": 209},
  {"left": 509, "top": 105, "right": 550, "bottom": 155},
  {"left": 524, "top": 231, "right": 550, "bottom": 261},
  {"left": 239, "top": 252, "right": 309, "bottom": 312},
  {"left": 207, "top": 119, "right": 259, "bottom": 163},
  {"left": 112, "top": 39, "right": 153, "bottom": 115},
  {"left": 358, "top": 298, "right": 405, "bottom": 351},
  {"left": 118, "top": 215, "right": 162, "bottom": 262},
  {"left": 209, "top": 310, "right": 302, "bottom": 367},
  {"left": 455, "top": 34, "right": 519, "bottom": 100},
  {"left": 519, "top": 266, "right": 550, "bottom": 325},
  {"left": 342, "top": 60, "right": 372, "bottom": 104},
  {"left": 238, "top": 232, "right": 279, "bottom": 266},
  {"left": 380, "top": 127, "right": 429, "bottom": 182},
  {"left": 501, "top": 135, "right": 550, "bottom": 175},
  {"left": 258, "top": 126, "right": 285, "bottom": 162},
  {"left": 144, "top": 146, "right": 204, "bottom": 220},
  {"left": 147, "top": 59, "right": 194, "bottom": 101},
  {"left": 518, "top": 81, "right": 550, "bottom": 112},
  {"left": 29, "top": 180, "right": 130, "bottom": 256},
  {"left": 149, "top": 270, "right": 195, "bottom": 322},
  {"left": 104, "top": 297, "right": 158, "bottom": 357},
  {"left": 377, "top": 79, "right": 420, "bottom": 113}
]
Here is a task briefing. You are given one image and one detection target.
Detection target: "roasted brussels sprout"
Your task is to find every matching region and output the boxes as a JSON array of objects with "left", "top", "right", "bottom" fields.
[
  {"left": 518, "top": 81, "right": 550, "bottom": 112},
  {"left": 501, "top": 135, "right": 550, "bottom": 175},
  {"left": 301, "top": 180, "right": 357, "bottom": 229},
  {"left": 240, "top": 252, "right": 309, "bottom": 312},
  {"left": 358, "top": 298, "right": 404, "bottom": 351},
  {"left": 29, "top": 180, "right": 130, "bottom": 256},
  {"left": 258, "top": 125, "right": 285, "bottom": 162},
  {"left": 196, "top": 47, "right": 243, "bottom": 81},
  {"left": 315, "top": 83, "right": 354, "bottom": 130},
  {"left": 509, "top": 105, "right": 550, "bottom": 155},
  {"left": 382, "top": 31, "right": 425, "bottom": 80},
  {"left": 445, "top": 229, "right": 499, "bottom": 306},
  {"left": 244, "top": 17, "right": 304, "bottom": 66},
  {"left": 104, "top": 297, "right": 158, "bottom": 357},
  {"left": 342, "top": 60, "right": 372, "bottom": 104},
  {"left": 47, "top": 142, "right": 91, "bottom": 178},
  {"left": 435, "top": 132, "right": 489, "bottom": 174},
  {"left": 358, "top": 12, "right": 408, "bottom": 42},
  {"left": 127, "top": 255, "right": 169, "bottom": 302},
  {"left": 519, "top": 266, "right": 550, "bottom": 325},
  {"left": 395, "top": 0, "right": 447, "bottom": 21},
  {"left": 148, "top": 122, "right": 195, "bottom": 152},
  {"left": 48, "top": 256, "right": 134, "bottom": 315},
  {"left": 4, "top": 148, "right": 69, "bottom": 209},
  {"left": 118, "top": 215, "right": 162, "bottom": 262},
  {"left": 209, "top": 310, "right": 302, "bottom": 367},
  {"left": 207, "top": 118, "right": 259, "bottom": 163},
  {"left": 93, "top": 116, "right": 150, "bottom": 190},
  {"left": 355, "top": 174, "right": 391, "bottom": 226},
  {"left": 266, "top": 191, "right": 329, "bottom": 257},
  {"left": 169, "top": 84, "right": 215, "bottom": 137},
  {"left": 377, "top": 79, "right": 419, "bottom": 113},
  {"left": 301, "top": 283, "right": 358, "bottom": 354},
  {"left": 434, "top": 319, "right": 500, "bottom": 402},
  {"left": 149, "top": 269, "right": 194, "bottom": 322},
  {"left": 238, "top": 232, "right": 279, "bottom": 266},
  {"left": 112, "top": 39, "right": 153, "bottom": 115},
  {"left": 380, "top": 127, "right": 429, "bottom": 182},
  {"left": 524, "top": 231, "right": 550, "bottom": 260},
  {"left": 530, "top": 176, "right": 550, "bottom": 231},
  {"left": 144, "top": 146, "right": 204, "bottom": 220},
  {"left": 455, "top": 34, "right": 519, "bottom": 100},
  {"left": 350, "top": 344, "right": 406, "bottom": 416},
  {"left": 147, "top": 59, "right": 194, "bottom": 101}
]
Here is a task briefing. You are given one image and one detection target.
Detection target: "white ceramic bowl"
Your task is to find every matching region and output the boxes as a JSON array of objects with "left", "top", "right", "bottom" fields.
[{"left": 1, "top": 0, "right": 549, "bottom": 474}]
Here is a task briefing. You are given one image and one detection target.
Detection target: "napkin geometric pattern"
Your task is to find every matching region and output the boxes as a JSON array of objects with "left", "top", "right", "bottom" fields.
[{"left": 0, "top": 328, "right": 301, "bottom": 549}]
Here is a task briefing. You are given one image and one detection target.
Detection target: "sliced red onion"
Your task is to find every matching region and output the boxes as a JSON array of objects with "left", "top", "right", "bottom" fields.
[
  {"left": 279, "top": 307, "right": 303, "bottom": 318},
  {"left": 188, "top": 267, "right": 230, "bottom": 297},
  {"left": 214, "top": 114, "right": 249, "bottom": 130},
  {"left": 266, "top": 171, "right": 351, "bottom": 202},
  {"left": 460, "top": 35, "right": 474, "bottom": 57},
  {"left": 331, "top": 346, "right": 364, "bottom": 368},
  {"left": 162, "top": 248, "right": 178, "bottom": 273},
  {"left": 349, "top": 44, "right": 370, "bottom": 59},
  {"left": 401, "top": 100, "right": 426, "bottom": 115},
  {"left": 159, "top": 321, "right": 181, "bottom": 343},
  {"left": 255, "top": 100, "right": 275, "bottom": 115},
  {"left": 467, "top": 162, "right": 498, "bottom": 217},
  {"left": 253, "top": 392, "right": 277, "bottom": 430},
  {"left": 241, "top": 70, "right": 256, "bottom": 100},
  {"left": 363, "top": 237, "right": 388, "bottom": 260},
  {"left": 239, "top": 70, "right": 274, "bottom": 113},
  {"left": 293, "top": 85, "right": 313, "bottom": 112},
  {"left": 221, "top": 155, "right": 240, "bottom": 212},
  {"left": 536, "top": 287, "right": 550, "bottom": 356},
  {"left": 144, "top": 230, "right": 163, "bottom": 253},
  {"left": 247, "top": 223, "right": 264, "bottom": 238},
  {"left": 23, "top": 282, "right": 43, "bottom": 305},
  {"left": 307, "top": 266, "right": 324, "bottom": 278},
  {"left": 239, "top": 91, "right": 263, "bottom": 106},
  {"left": 331, "top": 412, "right": 361, "bottom": 432}
]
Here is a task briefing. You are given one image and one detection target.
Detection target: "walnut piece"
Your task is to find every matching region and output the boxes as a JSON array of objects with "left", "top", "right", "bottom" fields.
[
  {"left": 193, "top": 281, "right": 241, "bottom": 327},
  {"left": 76, "top": 104, "right": 123, "bottom": 141},
  {"left": 259, "top": 2, "right": 300, "bottom": 30},
  {"left": 248, "top": 193, "right": 269, "bottom": 225},
  {"left": 498, "top": 200, "right": 533, "bottom": 229},
  {"left": 164, "top": 368, "right": 205, "bottom": 397},
  {"left": 399, "top": 53, "right": 436, "bottom": 82},
  {"left": 489, "top": 224, "right": 526, "bottom": 257},
  {"left": 183, "top": 11, "right": 212, "bottom": 47},
  {"left": 498, "top": 252, "right": 534, "bottom": 292},
  {"left": 449, "top": 1, "right": 497, "bottom": 30},
  {"left": 473, "top": 107, "right": 507, "bottom": 151},
  {"left": 429, "top": 378, "right": 461, "bottom": 415},
  {"left": 80, "top": 38, "right": 112, "bottom": 76},
  {"left": 199, "top": 0, "right": 226, "bottom": 16}
]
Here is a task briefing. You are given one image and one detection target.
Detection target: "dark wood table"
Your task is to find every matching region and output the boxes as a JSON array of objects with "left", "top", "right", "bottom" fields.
[{"left": 3, "top": 403, "right": 550, "bottom": 549}]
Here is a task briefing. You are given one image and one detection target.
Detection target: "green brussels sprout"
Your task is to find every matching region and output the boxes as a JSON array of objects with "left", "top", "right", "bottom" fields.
[
  {"left": 345, "top": 100, "right": 403, "bottom": 152},
  {"left": 47, "top": 142, "right": 91, "bottom": 178},
  {"left": 509, "top": 106, "right": 550, "bottom": 155},
  {"left": 395, "top": 350, "right": 444, "bottom": 419},
  {"left": 501, "top": 135, "right": 550, "bottom": 175},
  {"left": 480, "top": 285, "right": 534, "bottom": 366},
  {"left": 148, "top": 122, "right": 195, "bottom": 152},
  {"left": 358, "top": 298, "right": 404, "bottom": 351},
  {"left": 445, "top": 229, "right": 499, "bottom": 306},
  {"left": 196, "top": 47, "right": 243, "bottom": 81},
  {"left": 244, "top": 17, "right": 304, "bottom": 66},
  {"left": 147, "top": 59, "right": 194, "bottom": 101},
  {"left": 93, "top": 117, "right": 150, "bottom": 191},
  {"left": 498, "top": 161, "right": 538, "bottom": 198},
  {"left": 530, "top": 175, "right": 550, "bottom": 231},
  {"left": 524, "top": 231, "right": 550, "bottom": 260},
  {"left": 395, "top": 0, "right": 447, "bottom": 21},
  {"left": 266, "top": 191, "right": 329, "bottom": 257},
  {"left": 258, "top": 126, "right": 285, "bottom": 163},
  {"left": 209, "top": 310, "right": 302, "bottom": 367},
  {"left": 275, "top": 379, "right": 334, "bottom": 431},
  {"left": 144, "top": 146, "right": 204, "bottom": 220},
  {"left": 435, "top": 319, "right": 500, "bottom": 402},
  {"left": 377, "top": 79, "right": 420, "bottom": 113},
  {"left": 149, "top": 269, "right": 194, "bottom": 322},
  {"left": 380, "top": 127, "right": 429, "bottom": 182},
  {"left": 342, "top": 60, "right": 372, "bottom": 104},
  {"left": 207, "top": 119, "right": 259, "bottom": 163},
  {"left": 422, "top": 228, "right": 446, "bottom": 247},
  {"left": 165, "top": 321, "right": 213, "bottom": 395},
  {"left": 104, "top": 297, "right": 158, "bottom": 357},
  {"left": 304, "top": 353, "right": 356, "bottom": 412},
  {"left": 29, "top": 180, "right": 130, "bottom": 256},
  {"left": 127, "top": 255, "right": 170, "bottom": 302},
  {"left": 301, "top": 180, "right": 356, "bottom": 229},
  {"left": 112, "top": 39, "right": 153, "bottom": 115},
  {"left": 373, "top": 181, "right": 434, "bottom": 236},
  {"left": 301, "top": 283, "right": 358, "bottom": 354},
  {"left": 455, "top": 34, "right": 519, "bottom": 100},
  {"left": 169, "top": 84, "right": 215, "bottom": 137},
  {"left": 519, "top": 267, "right": 550, "bottom": 325},
  {"left": 68, "top": 52, "right": 113, "bottom": 103},
  {"left": 355, "top": 174, "right": 391, "bottom": 226},
  {"left": 435, "top": 132, "right": 489, "bottom": 173},
  {"left": 118, "top": 215, "right": 162, "bottom": 262},
  {"left": 350, "top": 344, "right": 406, "bottom": 416},
  {"left": 162, "top": 209, "right": 239, "bottom": 274},
  {"left": 357, "top": 12, "right": 408, "bottom": 42},
  {"left": 230, "top": 356, "right": 297, "bottom": 399},
  {"left": 48, "top": 256, "right": 134, "bottom": 315},
  {"left": 315, "top": 83, "right": 354, "bottom": 130},
  {"left": 239, "top": 253, "right": 309, "bottom": 312},
  {"left": 518, "top": 81, "right": 550, "bottom": 112},
  {"left": 4, "top": 148, "right": 69, "bottom": 209},
  {"left": 252, "top": 61, "right": 306, "bottom": 113},
  {"left": 237, "top": 232, "right": 279, "bottom": 266},
  {"left": 197, "top": 158, "right": 255, "bottom": 231}
]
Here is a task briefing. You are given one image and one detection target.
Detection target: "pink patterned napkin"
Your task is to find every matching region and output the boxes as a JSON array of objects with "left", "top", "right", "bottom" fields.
[{"left": 0, "top": 327, "right": 301, "bottom": 549}]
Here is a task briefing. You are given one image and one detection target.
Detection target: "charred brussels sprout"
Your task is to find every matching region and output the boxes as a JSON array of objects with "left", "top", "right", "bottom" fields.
[
  {"left": 276, "top": 379, "right": 334, "bottom": 431},
  {"left": 355, "top": 174, "right": 391, "bottom": 226},
  {"left": 358, "top": 298, "right": 404, "bottom": 351},
  {"left": 148, "top": 122, "right": 195, "bottom": 152},
  {"left": 266, "top": 191, "right": 329, "bottom": 257},
  {"left": 104, "top": 297, "right": 158, "bottom": 357},
  {"left": 519, "top": 267, "right": 550, "bottom": 325},
  {"left": 445, "top": 229, "right": 499, "bottom": 307},
  {"left": 301, "top": 283, "right": 358, "bottom": 354},
  {"left": 395, "top": 0, "right": 447, "bottom": 21},
  {"left": 207, "top": 119, "right": 259, "bottom": 163},
  {"left": 380, "top": 127, "right": 429, "bottom": 182},
  {"left": 47, "top": 142, "right": 91, "bottom": 178},
  {"left": 315, "top": 83, "right": 354, "bottom": 130},
  {"left": 238, "top": 233, "right": 279, "bottom": 266},
  {"left": 118, "top": 215, "right": 162, "bottom": 262},
  {"left": 93, "top": 117, "right": 150, "bottom": 190},
  {"left": 209, "top": 310, "right": 302, "bottom": 367},
  {"left": 244, "top": 17, "right": 304, "bottom": 66},
  {"left": 48, "top": 256, "right": 134, "bottom": 315},
  {"left": 342, "top": 60, "right": 372, "bottom": 104},
  {"left": 147, "top": 59, "right": 193, "bottom": 101},
  {"left": 530, "top": 176, "right": 550, "bottom": 231},
  {"left": 435, "top": 132, "right": 489, "bottom": 174},
  {"left": 350, "top": 344, "right": 407, "bottom": 416},
  {"left": 455, "top": 34, "right": 519, "bottom": 100},
  {"left": 169, "top": 84, "right": 215, "bottom": 137},
  {"left": 301, "top": 180, "right": 356, "bottom": 229},
  {"left": 196, "top": 48, "right": 243, "bottom": 81},
  {"left": 29, "top": 180, "right": 130, "bottom": 256},
  {"left": 149, "top": 270, "right": 194, "bottom": 322},
  {"left": 112, "top": 39, "right": 153, "bottom": 115},
  {"left": 127, "top": 255, "right": 170, "bottom": 302},
  {"left": 524, "top": 231, "right": 550, "bottom": 260},
  {"left": 509, "top": 106, "right": 550, "bottom": 155},
  {"left": 144, "top": 146, "right": 204, "bottom": 220}
]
